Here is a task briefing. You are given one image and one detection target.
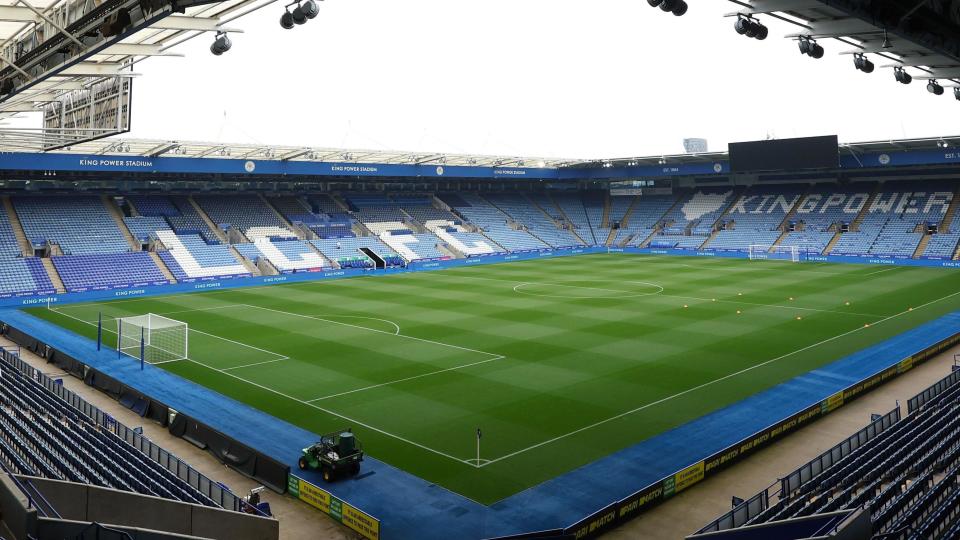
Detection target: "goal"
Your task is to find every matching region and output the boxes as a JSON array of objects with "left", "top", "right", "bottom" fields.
[
  {"left": 117, "top": 314, "right": 188, "bottom": 364},
  {"left": 748, "top": 244, "right": 800, "bottom": 262}
]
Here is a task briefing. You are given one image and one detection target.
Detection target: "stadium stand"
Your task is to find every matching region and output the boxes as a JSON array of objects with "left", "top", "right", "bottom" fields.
[
  {"left": 706, "top": 186, "right": 805, "bottom": 251},
  {"left": 156, "top": 231, "right": 250, "bottom": 280},
  {"left": 609, "top": 194, "right": 677, "bottom": 246},
  {"left": 780, "top": 184, "right": 874, "bottom": 254},
  {"left": 311, "top": 237, "right": 402, "bottom": 268},
  {"left": 440, "top": 193, "right": 548, "bottom": 251},
  {"left": 13, "top": 196, "right": 130, "bottom": 255},
  {"left": 235, "top": 238, "right": 326, "bottom": 273},
  {"left": 194, "top": 195, "right": 296, "bottom": 241},
  {"left": 693, "top": 370, "right": 960, "bottom": 540},
  {"left": 650, "top": 188, "right": 738, "bottom": 249},
  {"left": 485, "top": 194, "right": 583, "bottom": 248},
  {"left": 128, "top": 195, "right": 220, "bottom": 243},
  {"left": 0, "top": 210, "right": 54, "bottom": 297},
  {"left": 0, "top": 350, "right": 223, "bottom": 508},
  {"left": 2, "top": 184, "right": 960, "bottom": 297},
  {"left": 549, "top": 192, "right": 599, "bottom": 245},
  {"left": 831, "top": 187, "right": 950, "bottom": 257},
  {"left": 52, "top": 253, "right": 167, "bottom": 292}
]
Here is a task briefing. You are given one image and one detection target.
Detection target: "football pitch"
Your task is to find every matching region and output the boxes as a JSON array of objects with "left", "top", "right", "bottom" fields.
[{"left": 26, "top": 253, "right": 960, "bottom": 504}]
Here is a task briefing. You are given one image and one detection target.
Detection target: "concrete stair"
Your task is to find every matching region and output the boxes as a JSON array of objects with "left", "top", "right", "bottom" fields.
[
  {"left": 699, "top": 228, "right": 723, "bottom": 250},
  {"left": 102, "top": 195, "right": 140, "bottom": 250},
  {"left": 823, "top": 231, "right": 843, "bottom": 255},
  {"left": 769, "top": 230, "right": 790, "bottom": 250},
  {"left": 776, "top": 188, "right": 810, "bottom": 231},
  {"left": 913, "top": 234, "right": 932, "bottom": 259},
  {"left": 618, "top": 195, "right": 641, "bottom": 228},
  {"left": 331, "top": 194, "right": 353, "bottom": 213},
  {"left": 541, "top": 194, "right": 588, "bottom": 245},
  {"left": 259, "top": 194, "right": 304, "bottom": 239},
  {"left": 851, "top": 186, "right": 881, "bottom": 232},
  {"left": 306, "top": 242, "right": 338, "bottom": 269},
  {"left": 940, "top": 187, "right": 960, "bottom": 233},
  {"left": 41, "top": 258, "right": 66, "bottom": 294},
  {"left": 187, "top": 197, "right": 229, "bottom": 243},
  {"left": 601, "top": 193, "right": 611, "bottom": 228},
  {"left": 229, "top": 246, "right": 262, "bottom": 276},
  {"left": 3, "top": 196, "right": 32, "bottom": 256},
  {"left": 605, "top": 228, "right": 618, "bottom": 246},
  {"left": 636, "top": 229, "right": 658, "bottom": 248},
  {"left": 148, "top": 252, "right": 177, "bottom": 284}
]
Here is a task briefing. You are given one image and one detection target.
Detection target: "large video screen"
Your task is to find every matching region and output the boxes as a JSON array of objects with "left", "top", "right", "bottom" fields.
[{"left": 728, "top": 135, "right": 839, "bottom": 172}]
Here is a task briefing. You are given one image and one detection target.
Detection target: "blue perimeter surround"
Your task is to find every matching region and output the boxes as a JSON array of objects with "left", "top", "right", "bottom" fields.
[{"left": 1, "top": 250, "right": 959, "bottom": 539}]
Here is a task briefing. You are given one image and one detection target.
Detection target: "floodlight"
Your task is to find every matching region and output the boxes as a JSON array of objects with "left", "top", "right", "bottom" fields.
[
  {"left": 955, "top": 87, "right": 960, "bottom": 101},
  {"left": 927, "top": 80, "right": 944, "bottom": 95},
  {"left": 292, "top": 5, "right": 308, "bottom": 24},
  {"left": 210, "top": 33, "right": 232, "bottom": 56},
  {"left": 649, "top": 0, "right": 686, "bottom": 16},
  {"left": 280, "top": 10, "right": 294, "bottom": 29},
  {"left": 853, "top": 54, "right": 874, "bottom": 73},
  {"left": 894, "top": 66, "right": 912, "bottom": 84},
  {"left": 301, "top": 0, "right": 319, "bottom": 19}
]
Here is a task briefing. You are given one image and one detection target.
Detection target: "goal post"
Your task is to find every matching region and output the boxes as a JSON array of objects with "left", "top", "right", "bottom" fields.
[
  {"left": 748, "top": 244, "right": 801, "bottom": 262},
  {"left": 117, "top": 314, "right": 188, "bottom": 364}
]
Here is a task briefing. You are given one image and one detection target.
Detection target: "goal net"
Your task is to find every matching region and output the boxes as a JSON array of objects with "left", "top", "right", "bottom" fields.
[
  {"left": 748, "top": 244, "right": 800, "bottom": 262},
  {"left": 117, "top": 314, "right": 188, "bottom": 364}
]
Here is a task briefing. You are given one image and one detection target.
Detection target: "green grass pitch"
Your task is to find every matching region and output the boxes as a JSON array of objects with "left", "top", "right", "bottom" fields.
[{"left": 26, "top": 254, "right": 960, "bottom": 504}]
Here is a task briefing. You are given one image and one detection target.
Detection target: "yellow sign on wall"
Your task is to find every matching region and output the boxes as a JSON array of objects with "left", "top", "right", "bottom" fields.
[{"left": 289, "top": 475, "right": 380, "bottom": 540}]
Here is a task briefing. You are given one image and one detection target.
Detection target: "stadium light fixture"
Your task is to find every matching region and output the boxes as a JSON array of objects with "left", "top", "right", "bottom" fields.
[
  {"left": 894, "top": 66, "right": 912, "bottom": 85},
  {"left": 927, "top": 80, "right": 944, "bottom": 96},
  {"left": 647, "top": 0, "right": 687, "bottom": 17},
  {"left": 281, "top": 0, "right": 320, "bottom": 28},
  {"left": 210, "top": 32, "right": 232, "bottom": 56},
  {"left": 853, "top": 53, "right": 874, "bottom": 74},
  {"left": 798, "top": 37, "right": 824, "bottom": 59},
  {"left": 955, "top": 87, "right": 960, "bottom": 101},
  {"left": 734, "top": 15, "right": 767, "bottom": 41}
]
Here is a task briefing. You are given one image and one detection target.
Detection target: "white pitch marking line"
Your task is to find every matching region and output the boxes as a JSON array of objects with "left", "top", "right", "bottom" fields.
[
  {"left": 863, "top": 267, "right": 899, "bottom": 276},
  {"left": 220, "top": 357, "right": 292, "bottom": 372},
  {"left": 442, "top": 274, "right": 880, "bottom": 317},
  {"left": 48, "top": 306, "right": 289, "bottom": 364},
  {"left": 241, "top": 304, "right": 502, "bottom": 359},
  {"left": 183, "top": 358, "right": 476, "bottom": 467},
  {"left": 477, "top": 287, "right": 960, "bottom": 468},
  {"left": 307, "top": 354, "right": 507, "bottom": 402},
  {"left": 46, "top": 305, "right": 476, "bottom": 465}
]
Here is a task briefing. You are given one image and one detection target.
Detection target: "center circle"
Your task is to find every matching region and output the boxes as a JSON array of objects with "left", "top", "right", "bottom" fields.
[{"left": 513, "top": 280, "right": 664, "bottom": 299}]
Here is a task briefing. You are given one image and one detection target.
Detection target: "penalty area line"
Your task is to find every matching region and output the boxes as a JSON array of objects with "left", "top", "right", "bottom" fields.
[
  {"left": 306, "top": 354, "right": 507, "bottom": 402},
  {"left": 183, "top": 358, "right": 478, "bottom": 467}
]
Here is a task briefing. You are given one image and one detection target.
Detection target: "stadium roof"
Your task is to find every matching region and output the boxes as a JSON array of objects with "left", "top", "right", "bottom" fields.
[
  {"left": 10, "top": 133, "right": 955, "bottom": 172},
  {"left": 728, "top": 0, "right": 960, "bottom": 86},
  {"left": 0, "top": 0, "right": 267, "bottom": 134},
  {"left": 33, "top": 137, "right": 584, "bottom": 168}
]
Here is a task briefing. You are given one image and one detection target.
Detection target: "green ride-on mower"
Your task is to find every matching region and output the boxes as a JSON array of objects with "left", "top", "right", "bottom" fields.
[{"left": 297, "top": 429, "right": 364, "bottom": 483}]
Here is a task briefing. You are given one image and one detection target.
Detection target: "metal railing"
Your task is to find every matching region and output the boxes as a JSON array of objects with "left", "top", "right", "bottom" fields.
[{"left": 0, "top": 346, "right": 244, "bottom": 512}]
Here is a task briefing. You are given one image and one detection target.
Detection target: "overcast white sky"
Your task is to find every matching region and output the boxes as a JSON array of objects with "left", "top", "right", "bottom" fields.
[{"left": 117, "top": 0, "right": 960, "bottom": 159}]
